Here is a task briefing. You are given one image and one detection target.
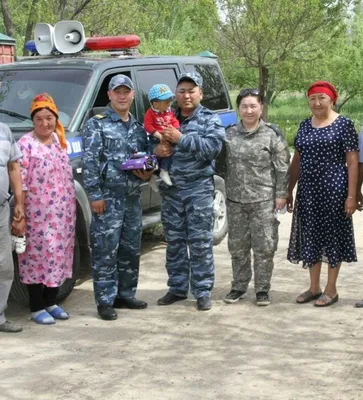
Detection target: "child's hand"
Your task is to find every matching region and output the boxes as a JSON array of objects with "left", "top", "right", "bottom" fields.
[
  {"left": 162, "top": 126, "right": 181, "bottom": 144},
  {"left": 11, "top": 218, "right": 26, "bottom": 236},
  {"left": 153, "top": 131, "right": 163, "bottom": 141}
]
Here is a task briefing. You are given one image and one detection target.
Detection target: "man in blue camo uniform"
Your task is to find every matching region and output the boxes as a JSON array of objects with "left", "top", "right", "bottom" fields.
[
  {"left": 155, "top": 72, "right": 225, "bottom": 311},
  {"left": 82, "top": 75, "right": 153, "bottom": 320}
]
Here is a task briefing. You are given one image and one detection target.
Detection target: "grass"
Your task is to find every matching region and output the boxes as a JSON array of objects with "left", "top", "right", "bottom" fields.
[{"left": 229, "top": 91, "right": 363, "bottom": 147}]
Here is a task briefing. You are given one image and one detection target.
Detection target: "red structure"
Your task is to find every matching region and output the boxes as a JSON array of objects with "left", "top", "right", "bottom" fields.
[{"left": 0, "top": 33, "right": 15, "bottom": 64}]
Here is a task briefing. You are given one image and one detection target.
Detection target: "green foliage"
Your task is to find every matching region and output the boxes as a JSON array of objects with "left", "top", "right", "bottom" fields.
[
  {"left": 76, "top": 0, "right": 218, "bottom": 57},
  {"left": 268, "top": 95, "right": 310, "bottom": 147},
  {"left": 270, "top": 95, "right": 363, "bottom": 147},
  {"left": 0, "top": 0, "right": 219, "bottom": 57},
  {"left": 142, "top": 223, "right": 165, "bottom": 242},
  {"left": 230, "top": 90, "right": 363, "bottom": 147},
  {"left": 3, "top": 0, "right": 363, "bottom": 112},
  {"left": 218, "top": 0, "right": 352, "bottom": 117}
]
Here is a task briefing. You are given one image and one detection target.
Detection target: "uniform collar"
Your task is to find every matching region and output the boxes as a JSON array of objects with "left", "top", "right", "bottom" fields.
[
  {"left": 175, "top": 104, "right": 203, "bottom": 121},
  {"left": 107, "top": 104, "right": 135, "bottom": 124},
  {"left": 239, "top": 119, "right": 264, "bottom": 136}
]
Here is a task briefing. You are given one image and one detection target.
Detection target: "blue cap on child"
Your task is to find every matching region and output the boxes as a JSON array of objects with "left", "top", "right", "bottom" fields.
[{"left": 148, "top": 84, "right": 175, "bottom": 102}]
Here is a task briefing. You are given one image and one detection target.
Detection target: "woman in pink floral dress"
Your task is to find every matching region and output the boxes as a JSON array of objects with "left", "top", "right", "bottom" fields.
[{"left": 17, "top": 93, "right": 76, "bottom": 325}]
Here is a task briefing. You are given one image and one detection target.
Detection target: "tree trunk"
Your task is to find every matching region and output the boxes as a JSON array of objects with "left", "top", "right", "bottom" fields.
[
  {"left": 71, "top": 0, "right": 93, "bottom": 19},
  {"left": 23, "top": 0, "right": 40, "bottom": 56},
  {"left": 335, "top": 94, "right": 356, "bottom": 112},
  {"left": 58, "top": 0, "right": 67, "bottom": 20},
  {"left": 265, "top": 89, "right": 276, "bottom": 105},
  {"left": 269, "top": 91, "right": 279, "bottom": 105},
  {"left": 1, "top": 0, "right": 14, "bottom": 38},
  {"left": 259, "top": 64, "right": 269, "bottom": 121}
]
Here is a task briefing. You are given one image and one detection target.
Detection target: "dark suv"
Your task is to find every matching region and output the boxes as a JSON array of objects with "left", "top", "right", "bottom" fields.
[{"left": 1, "top": 54, "right": 237, "bottom": 303}]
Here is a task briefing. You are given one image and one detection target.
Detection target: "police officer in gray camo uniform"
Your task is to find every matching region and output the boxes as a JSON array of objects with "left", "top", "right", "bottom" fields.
[
  {"left": 82, "top": 75, "right": 153, "bottom": 320},
  {"left": 216, "top": 89, "right": 290, "bottom": 306},
  {"left": 154, "top": 72, "right": 225, "bottom": 311}
]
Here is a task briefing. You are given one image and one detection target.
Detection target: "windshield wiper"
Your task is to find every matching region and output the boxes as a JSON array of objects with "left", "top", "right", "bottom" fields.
[{"left": 0, "top": 108, "right": 32, "bottom": 121}]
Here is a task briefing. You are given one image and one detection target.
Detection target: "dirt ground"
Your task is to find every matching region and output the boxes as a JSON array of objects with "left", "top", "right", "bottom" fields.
[{"left": 2, "top": 211, "right": 363, "bottom": 400}]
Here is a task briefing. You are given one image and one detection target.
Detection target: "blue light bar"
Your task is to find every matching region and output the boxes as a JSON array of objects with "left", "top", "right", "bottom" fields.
[{"left": 25, "top": 40, "right": 37, "bottom": 54}]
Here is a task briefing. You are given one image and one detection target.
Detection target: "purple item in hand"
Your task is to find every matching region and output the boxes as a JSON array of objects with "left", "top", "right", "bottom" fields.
[{"left": 121, "top": 152, "right": 158, "bottom": 171}]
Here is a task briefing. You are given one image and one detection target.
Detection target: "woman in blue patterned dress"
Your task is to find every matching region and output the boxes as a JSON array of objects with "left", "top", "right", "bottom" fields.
[{"left": 287, "top": 81, "right": 359, "bottom": 307}]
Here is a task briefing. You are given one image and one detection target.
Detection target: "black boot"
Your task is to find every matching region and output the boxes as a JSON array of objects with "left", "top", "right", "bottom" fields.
[
  {"left": 157, "top": 292, "right": 187, "bottom": 306},
  {"left": 97, "top": 305, "right": 117, "bottom": 320},
  {"left": 197, "top": 296, "right": 212, "bottom": 311},
  {"left": 113, "top": 298, "right": 148, "bottom": 309}
]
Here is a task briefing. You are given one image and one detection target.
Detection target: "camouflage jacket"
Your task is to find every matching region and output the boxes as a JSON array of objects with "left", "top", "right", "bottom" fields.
[
  {"left": 82, "top": 105, "right": 148, "bottom": 201},
  {"left": 159, "top": 105, "right": 225, "bottom": 191},
  {"left": 216, "top": 120, "right": 290, "bottom": 203}
]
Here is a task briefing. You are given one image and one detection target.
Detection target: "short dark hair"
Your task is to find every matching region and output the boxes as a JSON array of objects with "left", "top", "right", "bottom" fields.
[
  {"left": 236, "top": 88, "right": 263, "bottom": 107},
  {"left": 31, "top": 107, "right": 58, "bottom": 121}
]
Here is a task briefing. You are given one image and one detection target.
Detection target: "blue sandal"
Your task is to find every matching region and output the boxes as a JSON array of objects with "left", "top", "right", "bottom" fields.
[
  {"left": 47, "top": 306, "right": 69, "bottom": 320},
  {"left": 31, "top": 311, "right": 55, "bottom": 325}
]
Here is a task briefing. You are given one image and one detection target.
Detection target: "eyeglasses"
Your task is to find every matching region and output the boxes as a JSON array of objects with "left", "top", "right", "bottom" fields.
[
  {"left": 236, "top": 88, "right": 263, "bottom": 107},
  {"left": 238, "top": 88, "right": 260, "bottom": 97}
]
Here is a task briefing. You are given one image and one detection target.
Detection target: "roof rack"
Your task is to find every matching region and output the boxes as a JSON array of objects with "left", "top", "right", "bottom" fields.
[
  {"left": 26, "top": 20, "right": 141, "bottom": 57},
  {"left": 18, "top": 48, "right": 141, "bottom": 61}
]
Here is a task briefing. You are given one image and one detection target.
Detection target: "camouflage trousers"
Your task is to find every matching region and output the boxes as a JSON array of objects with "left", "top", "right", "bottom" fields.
[
  {"left": 161, "top": 187, "right": 215, "bottom": 299},
  {"left": 227, "top": 199, "right": 279, "bottom": 293},
  {"left": 90, "top": 191, "right": 142, "bottom": 306}
]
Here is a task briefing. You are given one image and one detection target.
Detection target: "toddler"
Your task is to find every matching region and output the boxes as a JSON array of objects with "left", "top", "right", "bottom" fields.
[{"left": 144, "top": 84, "right": 180, "bottom": 191}]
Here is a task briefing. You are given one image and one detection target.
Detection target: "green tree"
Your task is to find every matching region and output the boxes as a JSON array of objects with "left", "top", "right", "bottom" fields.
[
  {"left": 81, "top": 0, "right": 219, "bottom": 56},
  {"left": 325, "top": 9, "right": 363, "bottom": 111},
  {"left": 0, "top": 0, "right": 93, "bottom": 55},
  {"left": 218, "top": 0, "right": 351, "bottom": 119},
  {"left": 0, "top": 0, "right": 219, "bottom": 57}
]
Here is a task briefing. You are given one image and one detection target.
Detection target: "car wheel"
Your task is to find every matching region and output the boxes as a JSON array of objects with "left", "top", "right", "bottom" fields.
[
  {"left": 10, "top": 236, "right": 81, "bottom": 305},
  {"left": 213, "top": 175, "right": 228, "bottom": 246}
]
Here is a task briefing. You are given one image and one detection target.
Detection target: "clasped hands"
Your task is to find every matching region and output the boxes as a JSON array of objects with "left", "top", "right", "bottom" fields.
[
  {"left": 154, "top": 125, "right": 181, "bottom": 158},
  {"left": 135, "top": 125, "right": 180, "bottom": 178},
  {"left": 12, "top": 204, "right": 26, "bottom": 235}
]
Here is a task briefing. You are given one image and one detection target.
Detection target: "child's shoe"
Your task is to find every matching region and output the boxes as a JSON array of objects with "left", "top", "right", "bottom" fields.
[
  {"left": 11, "top": 235, "right": 26, "bottom": 254},
  {"left": 149, "top": 174, "right": 159, "bottom": 192},
  {"left": 160, "top": 169, "right": 172, "bottom": 186}
]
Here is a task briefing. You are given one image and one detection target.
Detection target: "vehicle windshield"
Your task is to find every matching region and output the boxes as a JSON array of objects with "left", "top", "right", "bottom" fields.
[{"left": 0, "top": 68, "right": 92, "bottom": 129}]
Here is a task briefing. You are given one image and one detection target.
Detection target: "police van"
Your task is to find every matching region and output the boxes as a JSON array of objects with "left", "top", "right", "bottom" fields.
[{"left": 4, "top": 21, "right": 237, "bottom": 303}]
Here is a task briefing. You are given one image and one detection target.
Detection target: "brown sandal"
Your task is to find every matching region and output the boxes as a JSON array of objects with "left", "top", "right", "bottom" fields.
[
  {"left": 296, "top": 290, "right": 322, "bottom": 304},
  {"left": 314, "top": 293, "right": 339, "bottom": 307}
]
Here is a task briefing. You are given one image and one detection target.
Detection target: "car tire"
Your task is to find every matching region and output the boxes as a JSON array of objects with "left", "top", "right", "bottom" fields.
[
  {"left": 10, "top": 236, "right": 81, "bottom": 305},
  {"left": 213, "top": 175, "right": 228, "bottom": 246}
]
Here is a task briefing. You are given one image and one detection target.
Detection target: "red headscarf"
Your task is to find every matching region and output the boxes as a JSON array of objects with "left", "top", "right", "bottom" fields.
[
  {"left": 307, "top": 81, "right": 338, "bottom": 105},
  {"left": 30, "top": 93, "right": 67, "bottom": 149}
]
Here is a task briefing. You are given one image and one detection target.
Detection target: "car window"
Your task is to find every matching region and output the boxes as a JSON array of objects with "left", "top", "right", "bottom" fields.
[
  {"left": 185, "top": 64, "right": 229, "bottom": 111},
  {"left": 92, "top": 71, "right": 136, "bottom": 117},
  {"left": 0, "top": 69, "right": 92, "bottom": 129},
  {"left": 135, "top": 68, "right": 179, "bottom": 116}
]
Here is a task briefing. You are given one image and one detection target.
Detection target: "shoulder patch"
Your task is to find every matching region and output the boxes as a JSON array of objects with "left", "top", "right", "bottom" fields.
[
  {"left": 94, "top": 114, "right": 107, "bottom": 120},
  {"left": 265, "top": 122, "right": 285, "bottom": 138},
  {"left": 226, "top": 123, "right": 237, "bottom": 130},
  {"left": 134, "top": 120, "right": 144, "bottom": 128}
]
